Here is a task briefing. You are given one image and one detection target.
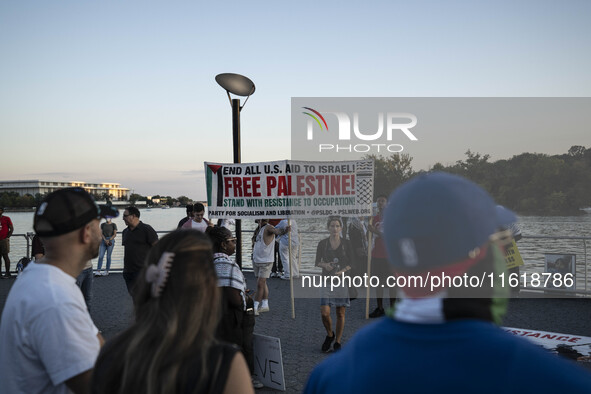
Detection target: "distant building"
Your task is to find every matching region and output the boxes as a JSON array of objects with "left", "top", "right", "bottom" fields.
[{"left": 0, "top": 180, "right": 130, "bottom": 200}]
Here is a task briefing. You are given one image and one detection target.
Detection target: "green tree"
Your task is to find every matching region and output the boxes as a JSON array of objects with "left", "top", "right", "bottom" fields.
[
  {"left": 166, "top": 196, "right": 174, "bottom": 207},
  {"left": 177, "top": 195, "right": 191, "bottom": 206},
  {"left": 364, "top": 153, "right": 414, "bottom": 198},
  {"left": 129, "top": 193, "right": 144, "bottom": 205}
]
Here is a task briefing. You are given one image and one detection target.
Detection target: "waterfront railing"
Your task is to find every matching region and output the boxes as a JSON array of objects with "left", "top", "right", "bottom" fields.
[{"left": 8, "top": 232, "right": 591, "bottom": 297}]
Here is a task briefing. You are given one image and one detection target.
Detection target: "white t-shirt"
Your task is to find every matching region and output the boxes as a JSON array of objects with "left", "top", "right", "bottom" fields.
[
  {"left": 190, "top": 219, "right": 208, "bottom": 232},
  {"left": 0, "top": 262, "right": 100, "bottom": 394}
]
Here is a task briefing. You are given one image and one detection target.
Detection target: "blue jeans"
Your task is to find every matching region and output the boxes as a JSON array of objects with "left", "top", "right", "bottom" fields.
[
  {"left": 97, "top": 239, "right": 115, "bottom": 271},
  {"left": 76, "top": 267, "right": 93, "bottom": 312}
]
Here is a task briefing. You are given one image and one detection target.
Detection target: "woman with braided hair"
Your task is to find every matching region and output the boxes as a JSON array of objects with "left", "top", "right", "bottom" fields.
[
  {"left": 92, "top": 229, "right": 253, "bottom": 394},
  {"left": 208, "top": 225, "right": 262, "bottom": 389}
]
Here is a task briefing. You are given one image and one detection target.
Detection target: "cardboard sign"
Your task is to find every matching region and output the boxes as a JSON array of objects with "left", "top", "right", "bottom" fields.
[
  {"left": 253, "top": 334, "right": 286, "bottom": 391},
  {"left": 544, "top": 253, "right": 576, "bottom": 289},
  {"left": 504, "top": 240, "right": 524, "bottom": 269}
]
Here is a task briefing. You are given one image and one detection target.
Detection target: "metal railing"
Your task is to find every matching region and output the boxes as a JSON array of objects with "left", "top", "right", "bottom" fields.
[{"left": 7, "top": 232, "right": 590, "bottom": 297}]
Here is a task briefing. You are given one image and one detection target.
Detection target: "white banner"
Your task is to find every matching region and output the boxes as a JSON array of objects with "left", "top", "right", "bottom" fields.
[
  {"left": 504, "top": 327, "right": 591, "bottom": 359},
  {"left": 205, "top": 160, "right": 374, "bottom": 219}
]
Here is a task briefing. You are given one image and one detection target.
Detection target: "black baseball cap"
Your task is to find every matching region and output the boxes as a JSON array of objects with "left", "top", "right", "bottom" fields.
[{"left": 34, "top": 187, "right": 119, "bottom": 237}]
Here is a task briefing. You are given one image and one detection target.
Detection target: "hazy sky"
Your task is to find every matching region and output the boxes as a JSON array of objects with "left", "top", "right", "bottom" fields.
[{"left": 1, "top": 1, "right": 590, "bottom": 199}]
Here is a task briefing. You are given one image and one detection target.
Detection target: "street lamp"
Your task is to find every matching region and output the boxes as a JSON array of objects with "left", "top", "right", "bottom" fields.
[{"left": 215, "top": 73, "right": 256, "bottom": 269}]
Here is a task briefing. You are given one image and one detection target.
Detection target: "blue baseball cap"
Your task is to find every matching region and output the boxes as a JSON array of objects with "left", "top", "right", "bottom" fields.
[{"left": 384, "top": 172, "right": 516, "bottom": 273}]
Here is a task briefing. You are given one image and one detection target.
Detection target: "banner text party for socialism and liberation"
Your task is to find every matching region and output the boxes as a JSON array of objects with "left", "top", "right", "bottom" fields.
[{"left": 205, "top": 160, "right": 374, "bottom": 219}]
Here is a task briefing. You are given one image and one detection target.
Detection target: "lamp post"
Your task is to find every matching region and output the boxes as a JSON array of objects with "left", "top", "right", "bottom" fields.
[{"left": 215, "top": 73, "right": 256, "bottom": 269}]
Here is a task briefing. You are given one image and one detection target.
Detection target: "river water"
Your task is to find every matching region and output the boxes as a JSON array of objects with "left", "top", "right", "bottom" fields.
[{"left": 6, "top": 208, "right": 591, "bottom": 291}]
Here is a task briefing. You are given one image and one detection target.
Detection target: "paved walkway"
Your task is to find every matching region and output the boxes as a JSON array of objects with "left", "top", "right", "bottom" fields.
[{"left": 1, "top": 272, "right": 591, "bottom": 392}]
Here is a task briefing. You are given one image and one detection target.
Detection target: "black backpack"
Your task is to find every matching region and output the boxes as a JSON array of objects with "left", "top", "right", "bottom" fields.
[{"left": 16, "top": 256, "right": 31, "bottom": 274}]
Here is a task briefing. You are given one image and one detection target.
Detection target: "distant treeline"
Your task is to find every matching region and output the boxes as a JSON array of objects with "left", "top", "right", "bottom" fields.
[
  {"left": 3, "top": 146, "right": 589, "bottom": 215},
  {"left": 0, "top": 192, "right": 194, "bottom": 209},
  {"left": 369, "top": 145, "right": 591, "bottom": 215}
]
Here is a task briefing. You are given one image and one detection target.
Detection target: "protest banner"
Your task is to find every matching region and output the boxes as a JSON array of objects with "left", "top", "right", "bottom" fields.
[
  {"left": 504, "top": 327, "right": 591, "bottom": 361},
  {"left": 205, "top": 159, "right": 374, "bottom": 219}
]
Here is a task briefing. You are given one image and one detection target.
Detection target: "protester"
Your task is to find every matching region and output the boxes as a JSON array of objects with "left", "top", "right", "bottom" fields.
[
  {"left": 305, "top": 172, "right": 591, "bottom": 393},
  {"left": 31, "top": 233, "right": 45, "bottom": 260},
  {"left": 96, "top": 217, "right": 117, "bottom": 276},
  {"left": 346, "top": 216, "right": 368, "bottom": 299},
  {"left": 76, "top": 260, "right": 94, "bottom": 312},
  {"left": 177, "top": 203, "right": 194, "bottom": 228},
  {"left": 268, "top": 219, "right": 284, "bottom": 278},
  {"left": 209, "top": 226, "right": 263, "bottom": 389},
  {"left": 252, "top": 218, "right": 289, "bottom": 315},
  {"left": 368, "top": 195, "right": 395, "bottom": 317},
  {"left": 315, "top": 216, "right": 354, "bottom": 352},
  {"left": 181, "top": 202, "right": 213, "bottom": 232},
  {"left": 0, "top": 187, "right": 117, "bottom": 393},
  {"left": 0, "top": 206, "right": 14, "bottom": 278},
  {"left": 276, "top": 219, "right": 300, "bottom": 280},
  {"left": 92, "top": 230, "right": 253, "bottom": 394},
  {"left": 122, "top": 206, "right": 158, "bottom": 295}
]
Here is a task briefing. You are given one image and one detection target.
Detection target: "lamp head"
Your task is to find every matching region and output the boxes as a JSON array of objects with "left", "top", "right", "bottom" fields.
[{"left": 215, "top": 73, "right": 255, "bottom": 96}]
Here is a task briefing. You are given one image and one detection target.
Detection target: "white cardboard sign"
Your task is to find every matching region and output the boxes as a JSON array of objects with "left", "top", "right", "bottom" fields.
[{"left": 253, "top": 334, "right": 286, "bottom": 391}]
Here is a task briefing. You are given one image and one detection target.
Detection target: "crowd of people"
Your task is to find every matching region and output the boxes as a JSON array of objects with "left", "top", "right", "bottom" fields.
[{"left": 1, "top": 172, "right": 591, "bottom": 393}]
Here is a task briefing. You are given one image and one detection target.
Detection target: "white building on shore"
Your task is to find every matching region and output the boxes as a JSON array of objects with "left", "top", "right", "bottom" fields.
[{"left": 0, "top": 180, "right": 130, "bottom": 200}]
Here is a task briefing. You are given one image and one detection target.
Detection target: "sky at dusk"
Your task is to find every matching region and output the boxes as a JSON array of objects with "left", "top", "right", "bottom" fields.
[{"left": 1, "top": 1, "right": 590, "bottom": 199}]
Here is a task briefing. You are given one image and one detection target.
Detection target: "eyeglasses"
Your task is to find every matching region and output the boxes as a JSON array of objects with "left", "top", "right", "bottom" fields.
[
  {"left": 123, "top": 214, "right": 131, "bottom": 217},
  {"left": 226, "top": 237, "right": 237, "bottom": 242}
]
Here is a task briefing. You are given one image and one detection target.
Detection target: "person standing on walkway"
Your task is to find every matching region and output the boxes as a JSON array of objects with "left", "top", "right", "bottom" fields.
[
  {"left": 305, "top": 172, "right": 591, "bottom": 393},
  {"left": 177, "top": 204, "right": 194, "bottom": 228},
  {"left": 252, "top": 219, "right": 289, "bottom": 315},
  {"left": 0, "top": 187, "right": 116, "bottom": 393},
  {"left": 122, "top": 206, "right": 158, "bottom": 295},
  {"left": 276, "top": 219, "right": 300, "bottom": 280},
  {"left": 346, "top": 216, "right": 368, "bottom": 299},
  {"left": 31, "top": 233, "right": 45, "bottom": 261},
  {"left": 315, "top": 216, "right": 354, "bottom": 352},
  {"left": 92, "top": 230, "right": 253, "bottom": 394},
  {"left": 368, "top": 195, "right": 395, "bottom": 318},
  {"left": 0, "top": 206, "right": 14, "bottom": 278},
  {"left": 76, "top": 260, "right": 94, "bottom": 312},
  {"left": 96, "top": 217, "right": 117, "bottom": 276},
  {"left": 181, "top": 202, "right": 213, "bottom": 232},
  {"left": 209, "top": 226, "right": 263, "bottom": 390}
]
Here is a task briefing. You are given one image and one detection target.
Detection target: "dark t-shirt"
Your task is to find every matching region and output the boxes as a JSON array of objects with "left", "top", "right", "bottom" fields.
[
  {"left": 122, "top": 221, "right": 158, "bottom": 273},
  {"left": 315, "top": 237, "right": 354, "bottom": 276},
  {"left": 101, "top": 222, "right": 117, "bottom": 238},
  {"left": 371, "top": 213, "right": 387, "bottom": 258},
  {"left": 31, "top": 235, "right": 45, "bottom": 257}
]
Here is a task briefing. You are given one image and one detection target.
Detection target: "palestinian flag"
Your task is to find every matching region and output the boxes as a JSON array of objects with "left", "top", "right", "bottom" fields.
[{"left": 205, "top": 163, "right": 224, "bottom": 207}]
